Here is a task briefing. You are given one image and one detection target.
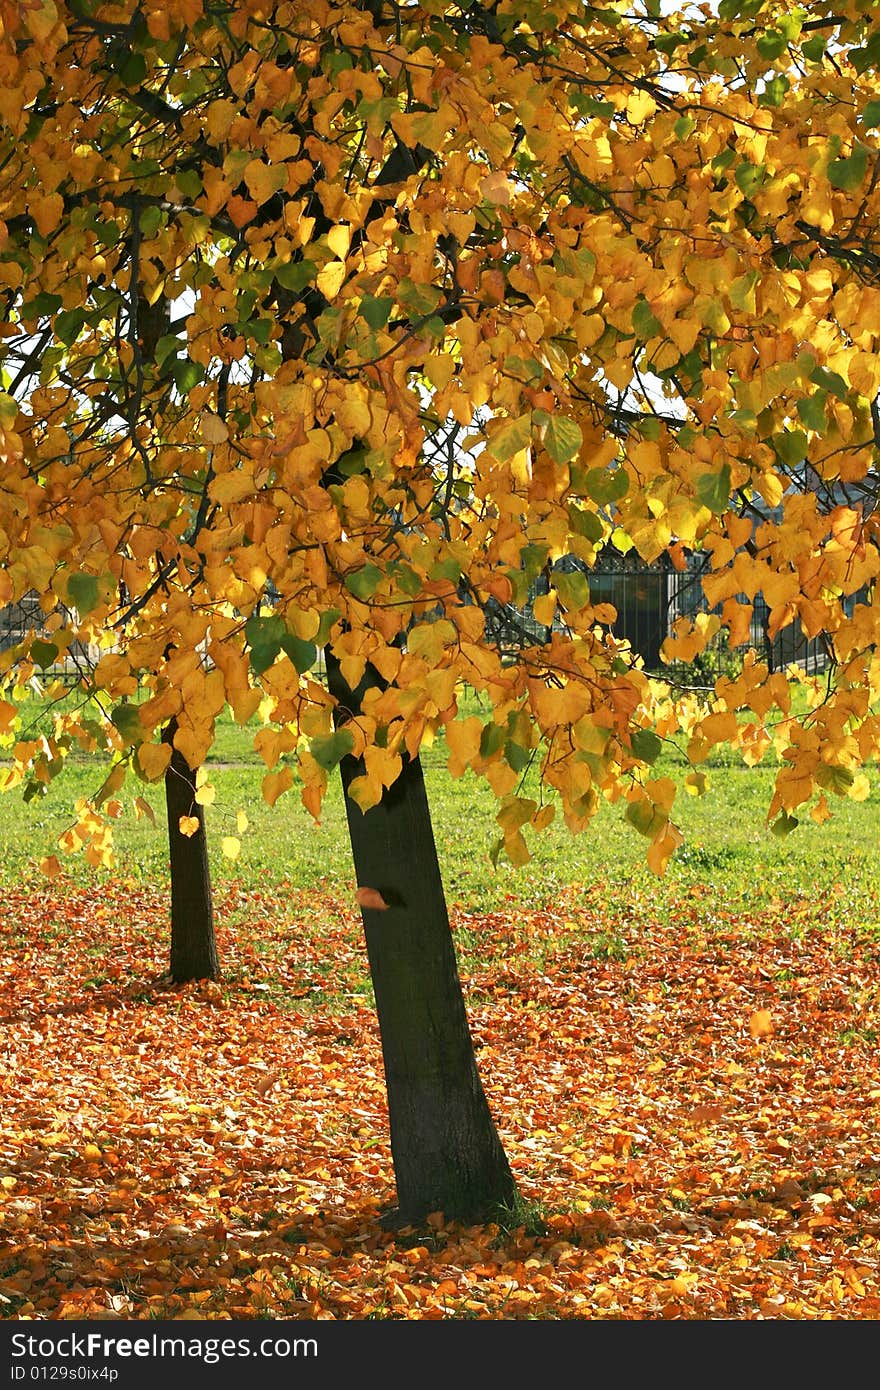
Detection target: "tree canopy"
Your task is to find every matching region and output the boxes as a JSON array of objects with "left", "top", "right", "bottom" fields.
[{"left": 1, "top": 0, "right": 879, "bottom": 871}]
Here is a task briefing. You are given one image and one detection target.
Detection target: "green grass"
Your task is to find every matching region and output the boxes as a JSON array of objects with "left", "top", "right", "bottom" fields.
[{"left": 1, "top": 691, "right": 879, "bottom": 914}]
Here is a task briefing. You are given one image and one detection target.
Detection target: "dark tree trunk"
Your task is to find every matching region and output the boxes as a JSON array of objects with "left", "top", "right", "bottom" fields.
[
  {"left": 327, "top": 655, "right": 517, "bottom": 1224},
  {"left": 163, "top": 721, "right": 219, "bottom": 982}
]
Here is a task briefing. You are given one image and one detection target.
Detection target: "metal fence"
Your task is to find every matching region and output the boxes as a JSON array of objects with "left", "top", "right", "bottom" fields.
[
  {"left": 0, "top": 593, "right": 97, "bottom": 683},
  {"left": 484, "top": 552, "right": 836, "bottom": 678},
  {"left": 584, "top": 552, "right": 832, "bottom": 677}
]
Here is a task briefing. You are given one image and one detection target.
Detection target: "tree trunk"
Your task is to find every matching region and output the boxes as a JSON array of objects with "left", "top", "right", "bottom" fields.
[
  {"left": 327, "top": 655, "right": 517, "bottom": 1224},
  {"left": 163, "top": 721, "right": 219, "bottom": 982}
]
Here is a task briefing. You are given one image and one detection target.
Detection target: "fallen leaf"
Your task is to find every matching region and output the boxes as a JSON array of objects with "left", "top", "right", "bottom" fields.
[{"left": 356, "top": 887, "right": 390, "bottom": 911}]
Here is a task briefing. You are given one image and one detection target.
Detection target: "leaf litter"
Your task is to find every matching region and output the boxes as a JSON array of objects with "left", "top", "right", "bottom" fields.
[{"left": 2, "top": 878, "right": 880, "bottom": 1319}]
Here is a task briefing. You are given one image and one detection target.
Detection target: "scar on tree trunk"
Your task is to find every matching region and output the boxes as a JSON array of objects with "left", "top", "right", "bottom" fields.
[
  {"left": 163, "top": 719, "right": 219, "bottom": 983},
  {"left": 326, "top": 653, "right": 517, "bottom": 1225}
]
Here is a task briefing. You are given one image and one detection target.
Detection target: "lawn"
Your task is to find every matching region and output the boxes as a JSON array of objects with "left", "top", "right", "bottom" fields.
[{"left": 2, "top": 686, "right": 880, "bottom": 916}]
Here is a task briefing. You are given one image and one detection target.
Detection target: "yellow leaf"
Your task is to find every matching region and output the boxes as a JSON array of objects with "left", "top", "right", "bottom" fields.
[
  {"left": 532, "top": 592, "right": 556, "bottom": 626},
  {"left": 201, "top": 412, "right": 229, "bottom": 445},
  {"left": 236, "top": 810, "right": 249, "bottom": 833},
  {"left": 83, "top": 1144, "right": 102, "bottom": 1163},
  {"left": 626, "top": 90, "right": 657, "bottom": 124},
  {"left": 243, "top": 159, "right": 287, "bottom": 206},
  {"left": 23, "top": 0, "right": 59, "bottom": 41},
  {"left": 194, "top": 782, "right": 216, "bottom": 807},
  {"left": 137, "top": 742, "right": 172, "bottom": 781},
  {"left": 209, "top": 471, "right": 256, "bottom": 505},
  {"left": 481, "top": 170, "right": 513, "bottom": 205},
  {"left": 39, "top": 854, "right": 63, "bottom": 878},
  {"left": 646, "top": 821, "right": 684, "bottom": 875},
  {"left": 178, "top": 815, "right": 200, "bottom": 838},
  {"left": 326, "top": 224, "right": 351, "bottom": 259},
  {"left": 30, "top": 192, "right": 63, "bottom": 237},
  {"left": 849, "top": 774, "right": 870, "bottom": 802},
  {"left": 749, "top": 1009, "right": 773, "bottom": 1040},
  {"left": 134, "top": 796, "right": 156, "bottom": 824},
  {"left": 316, "top": 260, "right": 347, "bottom": 300},
  {"left": 262, "top": 766, "right": 294, "bottom": 807},
  {"left": 684, "top": 771, "right": 708, "bottom": 797},
  {"left": 221, "top": 836, "right": 240, "bottom": 860}
]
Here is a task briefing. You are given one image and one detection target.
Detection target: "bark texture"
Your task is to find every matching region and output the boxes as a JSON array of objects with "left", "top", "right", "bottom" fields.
[{"left": 163, "top": 722, "right": 219, "bottom": 983}]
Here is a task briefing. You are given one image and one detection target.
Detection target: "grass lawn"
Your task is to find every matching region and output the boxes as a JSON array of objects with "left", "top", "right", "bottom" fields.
[
  {"left": 1, "top": 683, "right": 878, "bottom": 911},
  {"left": 1, "top": 688, "right": 879, "bottom": 922}
]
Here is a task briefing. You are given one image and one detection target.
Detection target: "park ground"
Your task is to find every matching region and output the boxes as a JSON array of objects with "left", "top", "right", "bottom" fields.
[{"left": 2, "top": 697, "right": 880, "bottom": 1318}]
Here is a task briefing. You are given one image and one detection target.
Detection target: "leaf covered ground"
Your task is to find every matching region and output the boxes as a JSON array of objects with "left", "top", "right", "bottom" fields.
[{"left": 3, "top": 878, "right": 880, "bottom": 1320}]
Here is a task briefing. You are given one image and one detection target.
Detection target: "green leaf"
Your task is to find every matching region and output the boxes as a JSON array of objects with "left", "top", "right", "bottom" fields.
[
  {"left": 862, "top": 99, "right": 880, "bottom": 129},
  {"left": 110, "top": 702, "right": 143, "bottom": 744},
  {"left": 809, "top": 366, "right": 847, "bottom": 399},
  {"left": 735, "top": 162, "right": 765, "bottom": 196},
  {"left": 0, "top": 392, "right": 17, "bottom": 428},
  {"left": 631, "top": 298, "right": 662, "bottom": 340},
  {"left": 631, "top": 728, "right": 662, "bottom": 765},
  {"left": 673, "top": 114, "right": 695, "bottom": 139},
  {"left": 729, "top": 270, "right": 759, "bottom": 313},
  {"left": 828, "top": 144, "right": 868, "bottom": 191},
  {"left": 504, "top": 739, "right": 531, "bottom": 773},
  {"left": 310, "top": 728, "right": 355, "bottom": 771},
  {"left": 274, "top": 260, "right": 317, "bottom": 293},
  {"left": 139, "top": 206, "right": 163, "bottom": 238},
  {"left": 758, "top": 74, "right": 789, "bottom": 107},
  {"left": 771, "top": 429, "right": 807, "bottom": 467},
  {"left": 29, "top": 639, "right": 58, "bottom": 669},
  {"left": 479, "top": 723, "right": 506, "bottom": 758},
  {"left": 67, "top": 572, "right": 99, "bottom": 615},
  {"left": 543, "top": 414, "right": 583, "bottom": 465},
  {"left": 796, "top": 391, "right": 827, "bottom": 432},
  {"left": 756, "top": 28, "right": 787, "bottom": 60},
  {"left": 116, "top": 50, "right": 147, "bottom": 86},
  {"left": 625, "top": 799, "right": 664, "bottom": 837},
  {"left": 815, "top": 764, "right": 854, "bottom": 795},
  {"left": 22, "top": 291, "right": 63, "bottom": 318},
  {"left": 172, "top": 358, "right": 204, "bottom": 393},
  {"left": 314, "top": 608, "right": 341, "bottom": 647},
  {"left": 344, "top": 564, "right": 383, "bottom": 601},
  {"left": 801, "top": 34, "right": 826, "bottom": 63},
  {"left": 567, "top": 505, "right": 604, "bottom": 544},
  {"left": 245, "top": 614, "right": 286, "bottom": 648},
  {"left": 175, "top": 168, "right": 202, "bottom": 200},
  {"left": 554, "top": 567, "right": 590, "bottom": 611},
  {"left": 850, "top": 32, "right": 880, "bottom": 75},
  {"left": 770, "top": 812, "right": 799, "bottom": 837},
  {"left": 55, "top": 308, "right": 87, "bottom": 346},
  {"left": 489, "top": 413, "right": 532, "bottom": 462},
  {"left": 359, "top": 295, "right": 394, "bottom": 329},
  {"left": 584, "top": 466, "right": 629, "bottom": 506},
  {"left": 249, "top": 642, "right": 281, "bottom": 675},
  {"left": 695, "top": 464, "right": 731, "bottom": 514},
  {"left": 280, "top": 635, "right": 317, "bottom": 674}
]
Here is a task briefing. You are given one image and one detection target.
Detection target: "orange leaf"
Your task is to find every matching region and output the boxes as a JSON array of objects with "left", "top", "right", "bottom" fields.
[
  {"left": 356, "top": 887, "right": 390, "bottom": 911},
  {"left": 749, "top": 1009, "right": 773, "bottom": 1039}
]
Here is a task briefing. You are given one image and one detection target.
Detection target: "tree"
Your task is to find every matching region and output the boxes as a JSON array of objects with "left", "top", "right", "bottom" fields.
[{"left": 1, "top": 0, "right": 880, "bottom": 1215}]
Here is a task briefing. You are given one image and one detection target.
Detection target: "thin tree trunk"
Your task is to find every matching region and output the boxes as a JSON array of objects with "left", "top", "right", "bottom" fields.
[
  {"left": 163, "top": 720, "right": 219, "bottom": 982},
  {"left": 327, "top": 654, "right": 517, "bottom": 1224}
]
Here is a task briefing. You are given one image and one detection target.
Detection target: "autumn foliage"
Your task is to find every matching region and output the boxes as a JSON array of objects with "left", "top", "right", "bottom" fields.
[{"left": 0, "top": 0, "right": 878, "bottom": 869}]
